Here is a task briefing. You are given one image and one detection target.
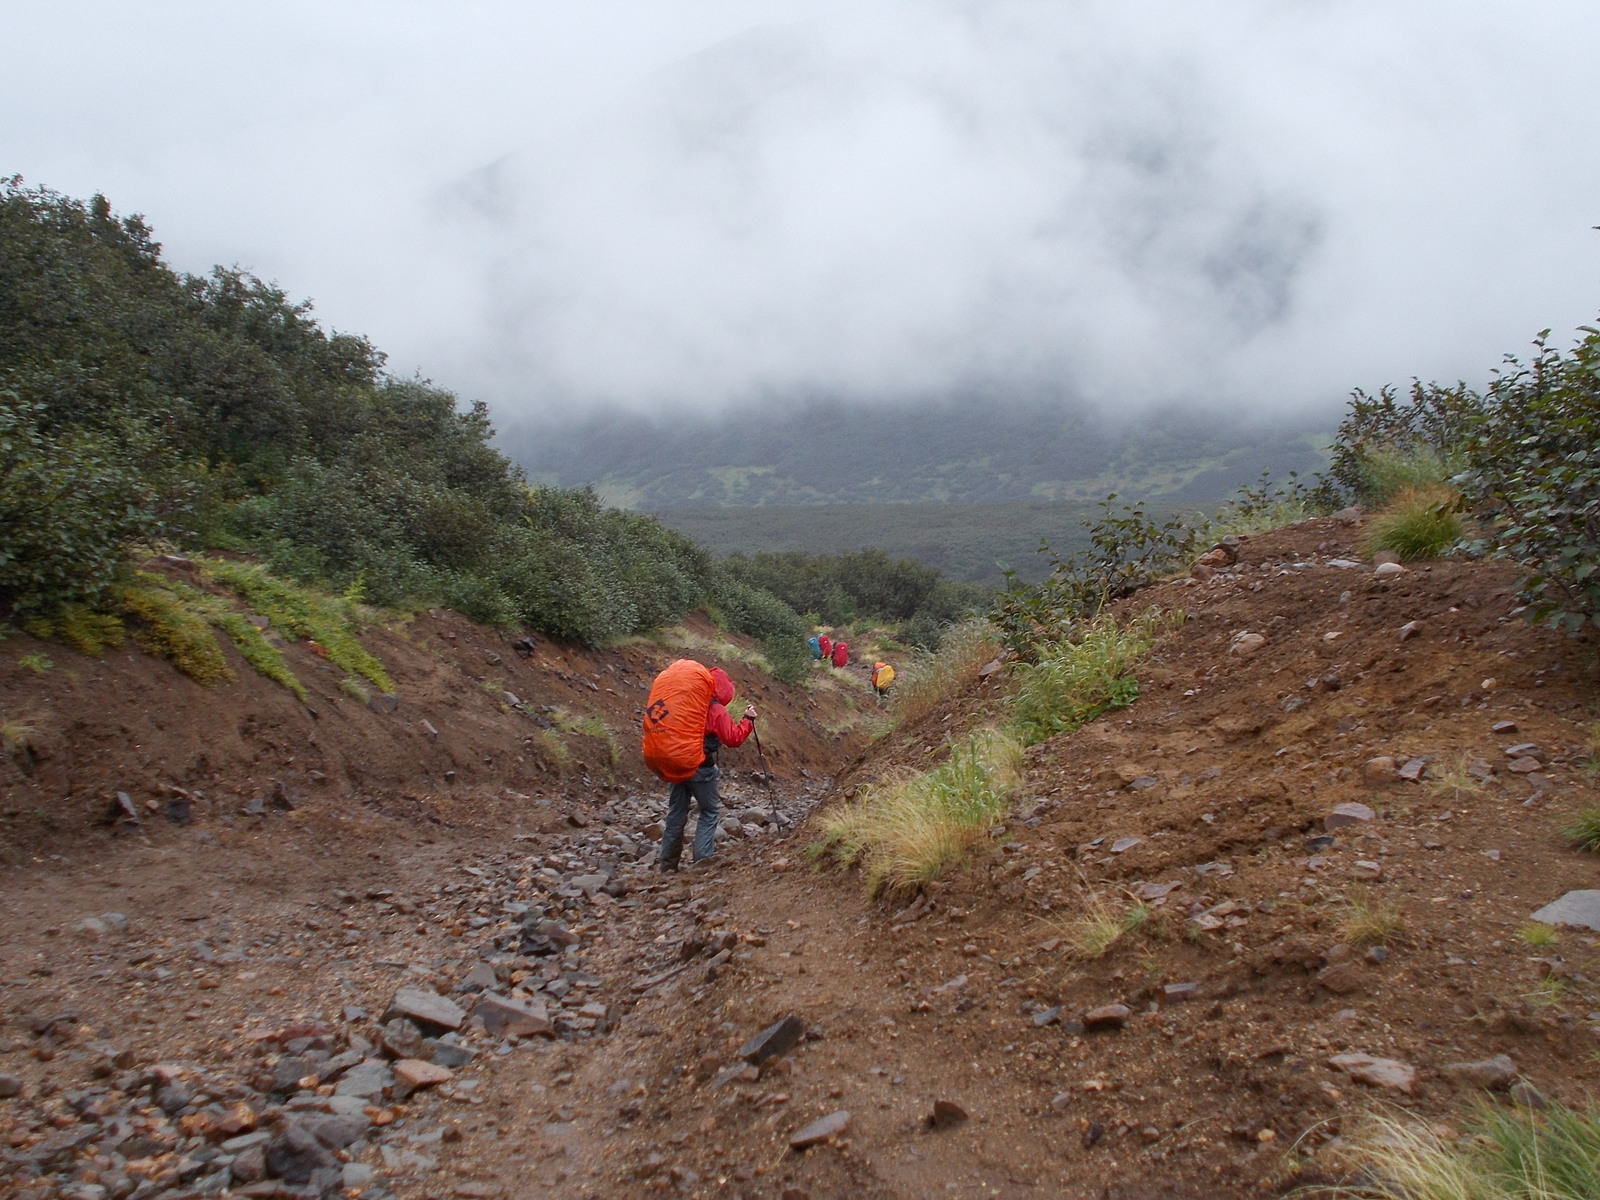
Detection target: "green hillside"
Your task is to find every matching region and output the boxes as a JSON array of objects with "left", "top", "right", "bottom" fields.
[
  {"left": 657, "top": 500, "right": 1118, "bottom": 584},
  {"left": 502, "top": 400, "right": 1332, "bottom": 509}
]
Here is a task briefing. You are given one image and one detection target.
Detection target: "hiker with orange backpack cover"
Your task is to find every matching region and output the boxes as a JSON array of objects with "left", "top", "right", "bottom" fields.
[{"left": 647, "top": 665, "right": 755, "bottom": 871}]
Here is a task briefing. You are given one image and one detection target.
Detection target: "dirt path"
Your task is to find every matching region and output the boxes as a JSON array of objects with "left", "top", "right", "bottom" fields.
[{"left": 5, "top": 514, "right": 1600, "bottom": 1200}]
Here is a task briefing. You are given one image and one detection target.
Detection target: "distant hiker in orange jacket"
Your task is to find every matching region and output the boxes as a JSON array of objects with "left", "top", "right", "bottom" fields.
[
  {"left": 831, "top": 640, "right": 849, "bottom": 669},
  {"left": 659, "top": 668, "right": 755, "bottom": 871}
]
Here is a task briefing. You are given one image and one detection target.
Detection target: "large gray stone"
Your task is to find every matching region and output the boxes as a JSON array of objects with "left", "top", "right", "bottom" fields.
[
  {"left": 265, "top": 1122, "right": 338, "bottom": 1184},
  {"left": 474, "top": 992, "right": 552, "bottom": 1038},
  {"left": 380, "top": 987, "right": 465, "bottom": 1032},
  {"left": 1530, "top": 891, "right": 1600, "bottom": 931},
  {"left": 332, "top": 1059, "right": 392, "bottom": 1099}
]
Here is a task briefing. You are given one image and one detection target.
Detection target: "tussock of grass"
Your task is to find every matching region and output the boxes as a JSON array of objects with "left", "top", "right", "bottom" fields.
[
  {"left": 890, "top": 620, "right": 1000, "bottom": 728},
  {"left": 549, "top": 707, "right": 619, "bottom": 765},
  {"left": 1427, "top": 754, "right": 1492, "bottom": 804},
  {"left": 815, "top": 728, "right": 1022, "bottom": 897},
  {"left": 1329, "top": 1102, "right": 1600, "bottom": 1200},
  {"left": 1008, "top": 609, "right": 1167, "bottom": 746},
  {"left": 530, "top": 728, "right": 572, "bottom": 769},
  {"left": 1339, "top": 890, "right": 1406, "bottom": 946},
  {"left": 1366, "top": 486, "right": 1463, "bottom": 561},
  {"left": 205, "top": 559, "right": 394, "bottom": 694},
  {"left": 17, "top": 652, "right": 53, "bottom": 673},
  {"left": 1560, "top": 804, "right": 1600, "bottom": 852},
  {"left": 1, "top": 712, "right": 40, "bottom": 757},
  {"left": 1058, "top": 893, "right": 1150, "bottom": 960},
  {"left": 1519, "top": 922, "right": 1558, "bottom": 948}
]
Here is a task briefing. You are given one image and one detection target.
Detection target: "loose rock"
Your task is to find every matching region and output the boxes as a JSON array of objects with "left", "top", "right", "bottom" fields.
[
  {"left": 1082, "top": 1004, "right": 1131, "bottom": 1031},
  {"left": 474, "top": 992, "right": 552, "bottom": 1038},
  {"left": 381, "top": 987, "right": 466, "bottom": 1033},
  {"left": 1530, "top": 891, "right": 1600, "bottom": 932},
  {"left": 789, "top": 1110, "right": 851, "bottom": 1150},
  {"left": 739, "top": 1016, "right": 805, "bottom": 1065},
  {"left": 1327, "top": 1053, "right": 1415, "bottom": 1093},
  {"left": 1325, "top": 801, "right": 1376, "bottom": 830},
  {"left": 1441, "top": 1055, "right": 1517, "bottom": 1091}
]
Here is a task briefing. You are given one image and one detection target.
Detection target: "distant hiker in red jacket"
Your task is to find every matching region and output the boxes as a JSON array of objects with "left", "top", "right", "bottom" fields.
[
  {"left": 817, "top": 633, "right": 832, "bottom": 663},
  {"left": 831, "top": 640, "right": 849, "bottom": 669},
  {"left": 659, "top": 667, "right": 755, "bottom": 872}
]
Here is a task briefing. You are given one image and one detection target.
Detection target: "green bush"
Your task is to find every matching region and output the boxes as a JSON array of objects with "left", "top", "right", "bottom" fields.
[
  {"left": 0, "top": 181, "right": 884, "bottom": 674},
  {"left": 993, "top": 494, "right": 1198, "bottom": 657},
  {"left": 1327, "top": 319, "right": 1600, "bottom": 632},
  {"left": 709, "top": 572, "right": 810, "bottom": 683},
  {"left": 0, "top": 397, "right": 164, "bottom": 613},
  {"left": 1458, "top": 326, "right": 1600, "bottom": 631},
  {"left": 1324, "top": 380, "right": 1485, "bottom": 505}
]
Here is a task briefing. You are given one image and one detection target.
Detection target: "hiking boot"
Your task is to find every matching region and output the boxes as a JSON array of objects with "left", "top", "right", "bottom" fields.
[{"left": 657, "top": 858, "right": 680, "bottom": 874}]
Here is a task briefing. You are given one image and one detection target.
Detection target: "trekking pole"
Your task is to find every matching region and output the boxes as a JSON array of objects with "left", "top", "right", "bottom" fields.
[{"left": 751, "top": 727, "right": 775, "bottom": 795}]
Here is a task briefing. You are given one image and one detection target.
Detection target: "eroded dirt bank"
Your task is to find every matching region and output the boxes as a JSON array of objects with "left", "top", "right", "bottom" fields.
[{"left": 4, "top": 516, "right": 1600, "bottom": 1200}]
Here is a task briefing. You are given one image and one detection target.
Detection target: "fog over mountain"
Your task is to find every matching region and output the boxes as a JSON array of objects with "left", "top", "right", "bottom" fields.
[{"left": 5, "top": 2, "right": 1599, "bottom": 421}]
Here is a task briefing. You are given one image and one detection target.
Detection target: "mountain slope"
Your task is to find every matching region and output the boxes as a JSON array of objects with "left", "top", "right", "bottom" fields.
[{"left": 502, "top": 398, "right": 1332, "bottom": 508}]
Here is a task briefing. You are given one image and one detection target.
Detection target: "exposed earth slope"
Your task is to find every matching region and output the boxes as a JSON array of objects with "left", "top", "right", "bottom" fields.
[{"left": 3, "top": 516, "right": 1599, "bottom": 1200}]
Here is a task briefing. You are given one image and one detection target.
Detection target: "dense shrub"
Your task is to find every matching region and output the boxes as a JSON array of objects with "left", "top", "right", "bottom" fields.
[
  {"left": 1455, "top": 328, "right": 1600, "bottom": 631},
  {"left": 1324, "top": 381, "right": 1483, "bottom": 504},
  {"left": 709, "top": 572, "right": 812, "bottom": 683},
  {"left": 1, "top": 180, "right": 792, "bottom": 652},
  {"left": 1329, "top": 321, "right": 1600, "bottom": 631},
  {"left": 0, "top": 398, "right": 166, "bottom": 613}
]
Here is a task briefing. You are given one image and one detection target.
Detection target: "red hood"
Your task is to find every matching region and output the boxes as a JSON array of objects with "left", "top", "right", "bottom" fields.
[{"left": 709, "top": 667, "right": 735, "bottom": 706}]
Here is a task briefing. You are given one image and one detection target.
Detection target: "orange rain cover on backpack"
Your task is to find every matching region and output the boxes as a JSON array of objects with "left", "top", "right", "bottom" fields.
[{"left": 641, "top": 659, "right": 714, "bottom": 783}]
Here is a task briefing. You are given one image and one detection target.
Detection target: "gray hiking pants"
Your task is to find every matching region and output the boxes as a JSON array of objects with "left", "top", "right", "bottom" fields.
[{"left": 661, "top": 765, "right": 720, "bottom": 866}]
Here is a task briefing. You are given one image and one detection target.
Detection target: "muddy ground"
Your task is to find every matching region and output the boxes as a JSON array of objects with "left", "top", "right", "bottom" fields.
[{"left": 3, "top": 515, "right": 1599, "bottom": 1200}]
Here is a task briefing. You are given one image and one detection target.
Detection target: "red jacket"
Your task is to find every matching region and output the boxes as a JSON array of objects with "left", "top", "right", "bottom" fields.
[{"left": 702, "top": 668, "right": 753, "bottom": 764}]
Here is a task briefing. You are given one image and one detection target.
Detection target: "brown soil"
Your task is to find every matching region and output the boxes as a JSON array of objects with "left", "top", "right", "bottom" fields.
[{"left": 2, "top": 517, "right": 1599, "bottom": 1200}]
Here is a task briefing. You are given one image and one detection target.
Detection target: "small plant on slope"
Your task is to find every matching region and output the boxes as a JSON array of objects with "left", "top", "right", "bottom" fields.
[
  {"left": 1327, "top": 1101, "right": 1600, "bottom": 1200},
  {"left": 1058, "top": 892, "right": 1150, "bottom": 960},
  {"left": 1008, "top": 609, "right": 1169, "bottom": 746},
  {"left": 1558, "top": 803, "right": 1600, "bottom": 853},
  {"left": 0, "top": 712, "right": 39, "bottom": 758},
  {"left": 1338, "top": 890, "right": 1405, "bottom": 947},
  {"left": 814, "top": 728, "right": 1022, "bottom": 897},
  {"left": 1366, "top": 486, "right": 1463, "bottom": 560},
  {"left": 890, "top": 618, "right": 1000, "bottom": 728}
]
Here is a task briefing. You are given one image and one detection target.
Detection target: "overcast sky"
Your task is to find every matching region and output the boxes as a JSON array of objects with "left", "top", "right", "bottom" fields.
[{"left": 5, "top": 1, "right": 1598, "bottom": 422}]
